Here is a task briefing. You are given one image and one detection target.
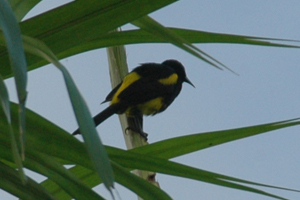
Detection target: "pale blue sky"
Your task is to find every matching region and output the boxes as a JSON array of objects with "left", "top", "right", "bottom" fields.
[{"left": 3, "top": 1, "right": 300, "bottom": 199}]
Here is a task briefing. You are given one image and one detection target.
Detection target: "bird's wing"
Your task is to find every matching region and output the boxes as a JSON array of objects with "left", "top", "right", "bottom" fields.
[
  {"left": 102, "top": 82, "right": 122, "bottom": 103},
  {"left": 117, "top": 75, "right": 177, "bottom": 106}
]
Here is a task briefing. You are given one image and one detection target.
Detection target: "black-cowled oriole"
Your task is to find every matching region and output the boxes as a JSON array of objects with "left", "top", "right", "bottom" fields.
[{"left": 72, "top": 59, "right": 194, "bottom": 136}]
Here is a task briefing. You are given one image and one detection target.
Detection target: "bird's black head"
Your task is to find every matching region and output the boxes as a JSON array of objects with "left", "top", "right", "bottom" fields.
[{"left": 162, "top": 59, "right": 195, "bottom": 87}]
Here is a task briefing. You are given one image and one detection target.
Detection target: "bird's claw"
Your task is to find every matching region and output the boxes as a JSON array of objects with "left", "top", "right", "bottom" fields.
[{"left": 125, "top": 127, "right": 148, "bottom": 141}]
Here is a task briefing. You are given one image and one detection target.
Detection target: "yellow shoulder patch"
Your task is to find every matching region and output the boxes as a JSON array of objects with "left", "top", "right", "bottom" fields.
[
  {"left": 159, "top": 73, "right": 178, "bottom": 85},
  {"left": 111, "top": 72, "right": 140, "bottom": 105}
]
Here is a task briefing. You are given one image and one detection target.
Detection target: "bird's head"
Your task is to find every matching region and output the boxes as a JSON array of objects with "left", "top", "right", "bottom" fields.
[{"left": 162, "top": 59, "right": 195, "bottom": 87}]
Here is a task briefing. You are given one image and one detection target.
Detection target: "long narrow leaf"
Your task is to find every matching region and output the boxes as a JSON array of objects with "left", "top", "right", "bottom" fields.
[
  {"left": 0, "top": 102, "right": 105, "bottom": 199},
  {"left": 0, "top": 0, "right": 27, "bottom": 101},
  {"left": 8, "top": 0, "right": 41, "bottom": 21},
  {"left": 40, "top": 145, "right": 298, "bottom": 200},
  {"left": 0, "top": 103, "right": 92, "bottom": 169},
  {"left": 132, "top": 118, "right": 300, "bottom": 159},
  {"left": 132, "top": 16, "right": 236, "bottom": 73},
  {"left": 0, "top": 161, "right": 56, "bottom": 200},
  {"left": 0, "top": 0, "right": 172, "bottom": 79},
  {"left": 0, "top": 0, "right": 27, "bottom": 181},
  {"left": 113, "top": 162, "right": 172, "bottom": 200},
  {"left": 1, "top": 104, "right": 299, "bottom": 199},
  {"left": 41, "top": 165, "right": 98, "bottom": 199},
  {"left": 84, "top": 29, "right": 300, "bottom": 49},
  {"left": 109, "top": 148, "right": 294, "bottom": 200},
  {"left": 0, "top": 75, "right": 10, "bottom": 120},
  {"left": 2, "top": 25, "right": 297, "bottom": 80},
  {"left": 24, "top": 151, "right": 105, "bottom": 200},
  {"left": 0, "top": 75, "right": 25, "bottom": 183},
  {"left": 0, "top": 144, "right": 104, "bottom": 200},
  {"left": 41, "top": 162, "right": 173, "bottom": 200},
  {"left": 0, "top": 104, "right": 170, "bottom": 199},
  {"left": 21, "top": 36, "right": 115, "bottom": 191},
  {"left": 0, "top": 10, "right": 298, "bottom": 78}
]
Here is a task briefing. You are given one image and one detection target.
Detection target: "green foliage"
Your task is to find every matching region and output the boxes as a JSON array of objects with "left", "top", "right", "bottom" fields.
[{"left": 0, "top": 0, "right": 299, "bottom": 199}]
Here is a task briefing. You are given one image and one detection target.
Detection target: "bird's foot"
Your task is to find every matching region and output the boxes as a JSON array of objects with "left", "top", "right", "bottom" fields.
[{"left": 125, "top": 127, "right": 148, "bottom": 141}]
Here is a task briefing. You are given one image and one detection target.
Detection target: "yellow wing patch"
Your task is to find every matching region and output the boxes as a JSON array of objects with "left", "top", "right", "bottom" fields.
[
  {"left": 159, "top": 73, "right": 178, "bottom": 85},
  {"left": 111, "top": 72, "right": 140, "bottom": 105}
]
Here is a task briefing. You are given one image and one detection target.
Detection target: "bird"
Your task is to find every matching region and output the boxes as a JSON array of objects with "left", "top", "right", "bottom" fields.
[{"left": 72, "top": 59, "right": 194, "bottom": 138}]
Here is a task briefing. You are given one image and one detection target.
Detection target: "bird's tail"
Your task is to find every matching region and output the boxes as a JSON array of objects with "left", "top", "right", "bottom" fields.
[{"left": 72, "top": 105, "right": 117, "bottom": 135}]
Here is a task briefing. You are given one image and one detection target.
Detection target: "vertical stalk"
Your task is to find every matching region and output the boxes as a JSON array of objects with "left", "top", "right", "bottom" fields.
[{"left": 106, "top": 29, "right": 159, "bottom": 200}]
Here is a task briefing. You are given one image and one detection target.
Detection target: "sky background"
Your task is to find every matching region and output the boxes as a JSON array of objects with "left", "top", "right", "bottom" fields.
[{"left": 2, "top": 1, "right": 300, "bottom": 199}]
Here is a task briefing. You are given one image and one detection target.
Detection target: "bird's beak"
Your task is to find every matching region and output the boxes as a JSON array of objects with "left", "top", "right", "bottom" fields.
[{"left": 184, "top": 77, "right": 195, "bottom": 88}]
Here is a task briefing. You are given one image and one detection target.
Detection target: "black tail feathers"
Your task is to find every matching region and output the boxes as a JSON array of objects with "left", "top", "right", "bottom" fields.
[{"left": 72, "top": 105, "right": 117, "bottom": 135}]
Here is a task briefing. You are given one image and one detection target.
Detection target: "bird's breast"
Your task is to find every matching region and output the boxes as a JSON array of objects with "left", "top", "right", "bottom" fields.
[{"left": 136, "top": 97, "right": 165, "bottom": 116}]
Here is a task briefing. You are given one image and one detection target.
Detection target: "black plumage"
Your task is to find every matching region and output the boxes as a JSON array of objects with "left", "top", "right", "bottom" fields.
[{"left": 72, "top": 59, "right": 194, "bottom": 137}]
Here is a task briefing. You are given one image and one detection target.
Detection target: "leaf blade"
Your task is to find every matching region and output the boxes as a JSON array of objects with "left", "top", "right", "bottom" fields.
[
  {"left": 8, "top": 0, "right": 41, "bottom": 21},
  {"left": 21, "top": 35, "right": 115, "bottom": 191}
]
